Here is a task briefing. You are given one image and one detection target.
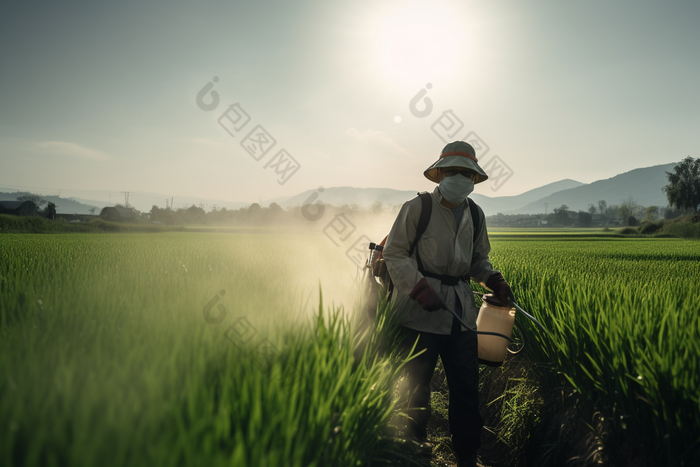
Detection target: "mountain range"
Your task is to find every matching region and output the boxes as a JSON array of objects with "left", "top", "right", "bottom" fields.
[
  {"left": 504, "top": 163, "right": 675, "bottom": 214},
  {"left": 272, "top": 163, "right": 675, "bottom": 216},
  {"left": 0, "top": 162, "right": 677, "bottom": 216}
]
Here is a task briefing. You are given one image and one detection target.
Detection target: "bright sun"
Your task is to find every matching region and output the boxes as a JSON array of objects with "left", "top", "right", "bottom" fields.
[{"left": 373, "top": 2, "right": 469, "bottom": 85}]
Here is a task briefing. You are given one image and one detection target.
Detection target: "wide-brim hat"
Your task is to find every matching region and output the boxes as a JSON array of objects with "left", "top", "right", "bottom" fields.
[{"left": 423, "top": 141, "right": 489, "bottom": 184}]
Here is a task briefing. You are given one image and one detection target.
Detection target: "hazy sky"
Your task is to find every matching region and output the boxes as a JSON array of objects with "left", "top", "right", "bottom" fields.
[{"left": 1, "top": 0, "right": 698, "bottom": 206}]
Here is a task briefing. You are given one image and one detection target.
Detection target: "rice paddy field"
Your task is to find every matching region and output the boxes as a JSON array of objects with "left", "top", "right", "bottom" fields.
[{"left": 1, "top": 229, "right": 699, "bottom": 466}]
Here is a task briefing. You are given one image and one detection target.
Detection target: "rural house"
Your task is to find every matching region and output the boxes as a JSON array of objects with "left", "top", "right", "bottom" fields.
[
  {"left": 99, "top": 206, "right": 140, "bottom": 222},
  {"left": 0, "top": 200, "right": 38, "bottom": 216}
]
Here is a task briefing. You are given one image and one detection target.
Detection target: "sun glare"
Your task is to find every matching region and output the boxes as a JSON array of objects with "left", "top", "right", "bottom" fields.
[{"left": 373, "top": 3, "right": 469, "bottom": 85}]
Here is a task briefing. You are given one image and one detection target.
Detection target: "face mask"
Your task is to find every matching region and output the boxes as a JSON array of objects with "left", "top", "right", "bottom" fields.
[{"left": 439, "top": 175, "right": 474, "bottom": 204}]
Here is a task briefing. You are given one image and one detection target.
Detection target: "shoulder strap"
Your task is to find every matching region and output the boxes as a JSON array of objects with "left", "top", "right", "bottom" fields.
[
  {"left": 410, "top": 192, "right": 433, "bottom": 273},
  {"left": 409, "top": 192, "right": 432, "bottom": 257},
  {"left": 468, "top": 197, "right": 481, "bottom": 244},
  {"left": 387, "top": 192, "right": 432, "bottom": 298}
]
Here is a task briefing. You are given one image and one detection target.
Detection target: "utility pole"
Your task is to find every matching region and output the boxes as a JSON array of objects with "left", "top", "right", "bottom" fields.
[{"left": 121, "top": 191, "right": 131, "bottom": 207}]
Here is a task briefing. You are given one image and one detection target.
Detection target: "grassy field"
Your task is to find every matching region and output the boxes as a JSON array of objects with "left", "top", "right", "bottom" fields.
[
  {"left": 484, "top": 236, "right": 700, "bottom": 466},
  {"left": 1, "top": 230, "right": 699, "bottom": 466},
  {"left": 0, "top": 232, "right": 402, "bottom": 467}
]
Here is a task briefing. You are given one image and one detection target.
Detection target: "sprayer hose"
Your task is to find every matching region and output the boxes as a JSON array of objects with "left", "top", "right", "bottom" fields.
[{"left": 443, "top": 306, "right": 515, "bottom": 343}]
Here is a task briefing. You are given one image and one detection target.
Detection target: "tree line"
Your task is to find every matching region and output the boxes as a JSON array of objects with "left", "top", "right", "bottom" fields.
[
  {"left": 12, "top": 156, "right": 700, "bottom": 227},
  {"left": 147, "top": 201, "right": 399, "bottom": 226}
]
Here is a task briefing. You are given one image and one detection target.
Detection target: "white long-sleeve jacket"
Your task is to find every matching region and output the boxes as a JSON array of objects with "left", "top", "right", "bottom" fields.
[{"left": 383, "top": 186, "right": 494, "bottom": 335}]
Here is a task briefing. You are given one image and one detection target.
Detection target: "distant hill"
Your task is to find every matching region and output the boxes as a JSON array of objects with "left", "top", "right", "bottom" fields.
[
  {"left": 269, "top": 163, "right": 675, "bottom": 215},
  {"left": 470, "top": 179, "right": 584, "bottom": 215},
  {"left": 272, "top": 180, "right": 586, "bottom": 214},
  {"left": 509, "top": 163, "right": 676, "bottom": 214},
  {"left": 275, "top": 187, "right": 420, "bottom": 209},
  {"left": 0, "top": 192, "right": 100, "bottom": 215}
]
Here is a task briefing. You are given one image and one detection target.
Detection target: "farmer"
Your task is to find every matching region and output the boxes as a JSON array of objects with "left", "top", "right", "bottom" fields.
[{"left": 382, "top": 141, "right": 514, "bottom": 467}]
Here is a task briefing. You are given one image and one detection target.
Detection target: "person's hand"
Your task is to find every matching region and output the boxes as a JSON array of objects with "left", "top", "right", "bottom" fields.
[
  {"left": 409, "top": 278, "right": 445, "bottom": 312},
  {"left": 485, "top": 271, "right": 515, "bottom": 307}
]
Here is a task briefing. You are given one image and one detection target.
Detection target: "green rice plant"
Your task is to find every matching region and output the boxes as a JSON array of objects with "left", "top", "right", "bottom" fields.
[
  {"left": 488, "top": 238, "right": 700, "bottom": 465},
  {"left": 2, "top": 231, "right": 699, "bottom": 466},
  {"left": 0, "top": 232, "right": 422, "bottom": 467}
]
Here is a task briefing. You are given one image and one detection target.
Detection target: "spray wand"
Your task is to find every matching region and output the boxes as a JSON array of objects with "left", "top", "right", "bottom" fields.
[{"left": 508, "top": 299, "right": 547, "bottom": 333}]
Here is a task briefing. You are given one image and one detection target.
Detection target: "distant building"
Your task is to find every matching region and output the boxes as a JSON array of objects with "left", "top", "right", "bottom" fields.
[
  {"left": 0, "top": 200, "right": 38, "bottom": 216},
  {"left": 99, "top": 206, "right": 140, "bottom": 222}
]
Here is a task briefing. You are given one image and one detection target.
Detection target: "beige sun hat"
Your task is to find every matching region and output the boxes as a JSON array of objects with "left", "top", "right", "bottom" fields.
[{"left": 423, "top": 141, "right": 489, "bottom": 184}]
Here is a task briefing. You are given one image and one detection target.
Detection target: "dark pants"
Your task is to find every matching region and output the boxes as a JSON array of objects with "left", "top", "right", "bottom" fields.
[{"left": 397, "top": 304, "right": 483, "bottom": 457}]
